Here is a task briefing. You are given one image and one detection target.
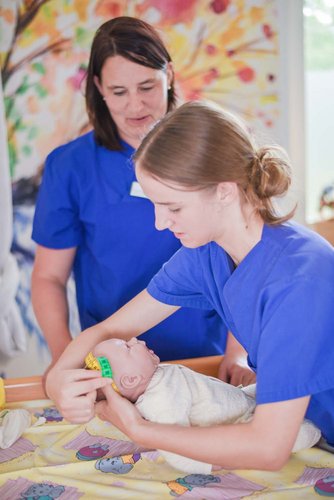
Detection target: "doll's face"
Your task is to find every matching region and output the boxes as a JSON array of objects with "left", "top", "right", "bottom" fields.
[{"left": 93, "top": 338, "right": 160, "bottom": 398}]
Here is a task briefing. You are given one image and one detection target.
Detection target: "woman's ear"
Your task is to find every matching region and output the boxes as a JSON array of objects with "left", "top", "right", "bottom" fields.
[
  {"left": 93, "top": 75, "right": 103, "bottom": 96},
  {"left": 216, "top": 182, "right": 238, "bottom": 205},
  {"left": 166, "top": 62, "right": 174, "bottom": 89},
  {"left": 119, "top": 374, "right": 144, "bottom": 390}
]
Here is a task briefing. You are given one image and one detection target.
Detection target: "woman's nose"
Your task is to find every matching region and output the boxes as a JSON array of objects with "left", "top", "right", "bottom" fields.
[
  {"left": 127, "top": 92, "right": 144, "bottom": 112},
  {"left": 155, "top": 207, "right": 173, "bottom": 231}
]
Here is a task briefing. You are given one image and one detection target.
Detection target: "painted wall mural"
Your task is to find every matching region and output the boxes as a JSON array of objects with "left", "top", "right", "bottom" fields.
[
  {"left": 1, "top": 0, "right": 279, "bottom": 181},
  {"left": 0, "top": 0, "right": 279, "bottom": 373}
]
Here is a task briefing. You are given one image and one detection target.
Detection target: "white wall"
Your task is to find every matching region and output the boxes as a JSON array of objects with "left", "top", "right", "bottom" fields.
[
  {"left": 277, "top": 0, "right": 305, "bottom": 223},
  {"left": 0, "top": 334, "right": 51, "bottom": 378}
]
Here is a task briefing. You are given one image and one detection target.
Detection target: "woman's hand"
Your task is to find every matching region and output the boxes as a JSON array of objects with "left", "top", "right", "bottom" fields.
[
  {"left": 218, "top": 356, "right": 256, "bottom": 386},
  {"left": 95, "top": 384, "right": 144, "bottom": 441},
  {"left": 219, "top": 331, "right": 256, "bottom": 386},
  {"left": 45, "top": 368, "right": 109, "bottom": 423},
  {"left": 42, "top": 361, "right": 57, "bottom": 393}
]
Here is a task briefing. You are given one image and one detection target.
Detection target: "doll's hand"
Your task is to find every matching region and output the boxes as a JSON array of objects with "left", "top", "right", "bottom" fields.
[
  {"left": 45, "top": 368, "right": 109, "bottom": 423},
  {"left": 218, "top": 356, "right": 256, "bottom": 387},
  {"left": 95, "top": 384, "right": 144, "bottom": 440}
]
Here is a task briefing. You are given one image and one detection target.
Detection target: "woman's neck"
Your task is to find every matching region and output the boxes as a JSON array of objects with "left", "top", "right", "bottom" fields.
[{"left": 215, "top": 204, "right": 264, "bottom": 267}]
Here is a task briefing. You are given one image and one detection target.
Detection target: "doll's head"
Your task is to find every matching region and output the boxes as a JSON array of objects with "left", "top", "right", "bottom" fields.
[{"left": 88, "top": 338, "right": 160, "bottom": 402}]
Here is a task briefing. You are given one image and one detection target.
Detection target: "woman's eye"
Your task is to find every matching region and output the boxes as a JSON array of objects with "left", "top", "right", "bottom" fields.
[
  {"left": 113, "top": 91, "right": 126, "bottom": 96},
  {"left": 169, "top": 208, "right": 181, "bottom": 213},
  {"left": 140, "top": 86, "right": 154, "bottom": 92}
]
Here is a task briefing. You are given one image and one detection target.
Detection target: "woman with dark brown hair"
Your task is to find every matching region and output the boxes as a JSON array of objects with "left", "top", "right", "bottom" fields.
[
  {"left": 47, "top": 100, "right": 334, "bottom": 470},
  {"left": 31, "top": 18, "right": 251, "bottom": 382}
]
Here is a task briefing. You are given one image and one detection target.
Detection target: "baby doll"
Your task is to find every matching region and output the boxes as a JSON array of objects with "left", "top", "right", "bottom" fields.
[{"left": 86, "top": 338, "right": 321, "bottom": 474}]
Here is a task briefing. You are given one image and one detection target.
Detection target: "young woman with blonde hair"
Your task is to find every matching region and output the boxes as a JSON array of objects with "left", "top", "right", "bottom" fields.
[{"left": 47, "top": 100, "right": 334, "bottom": 469}]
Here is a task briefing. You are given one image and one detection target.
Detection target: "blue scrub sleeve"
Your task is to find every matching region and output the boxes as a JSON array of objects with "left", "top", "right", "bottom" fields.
[
  {"left": 256, "top": 276, "right": 334, "bottom": 404},
  {"left": 32, "top": 151, "right": 83, "bottom": 249},
  {"left": 147, "top": 247, "right": 213, "bottom": 310}
]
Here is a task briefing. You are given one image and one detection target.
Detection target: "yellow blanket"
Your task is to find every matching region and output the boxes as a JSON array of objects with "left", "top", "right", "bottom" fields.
[{"left": 0, "top": 398, "right": 333, "bottom": 499}]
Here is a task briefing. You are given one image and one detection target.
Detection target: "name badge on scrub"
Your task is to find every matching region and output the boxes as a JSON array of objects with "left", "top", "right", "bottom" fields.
[{"left": 130, "top": 181, "right": 147, "bottom": 199}]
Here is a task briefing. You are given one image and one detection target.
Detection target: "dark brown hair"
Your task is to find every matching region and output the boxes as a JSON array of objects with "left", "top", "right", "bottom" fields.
[
  {"left": 134, "top": 100, "right": 295, "bottom": 225},
  {"left": 86, "top": 16, "right": 176, "bottom": 150}
]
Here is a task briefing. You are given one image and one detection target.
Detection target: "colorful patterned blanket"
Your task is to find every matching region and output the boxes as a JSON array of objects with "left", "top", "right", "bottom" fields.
[{"left": 0, "top": 399, "right": 334, "bottom": 499}]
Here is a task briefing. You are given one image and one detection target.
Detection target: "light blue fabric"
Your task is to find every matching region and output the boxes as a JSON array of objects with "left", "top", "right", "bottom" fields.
[
  {"left": 148, "top": 222, "right": 334, "bottom": 444},
  {"left": 32, "top": 132, "right": 226, "bottom": 360}
]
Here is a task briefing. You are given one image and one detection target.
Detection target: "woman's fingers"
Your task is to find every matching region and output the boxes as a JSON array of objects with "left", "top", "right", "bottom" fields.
[
  {"left": 220, "top": 361, "right": 256, "bottom": 387},
  {"left": 49, "top": 369, "right": 108, "bottom": 399},
  {"left": 242, "top": 370, "right": 256, "bottom": 387},
  {"left": 67, "top": 375, "right": 109, "bottom": 398},
  {"left": 46, "top": 368, "right": 105, "bottom": 396},
  {"left": 95, "top": 385, "right": 145, "bottom": 443},
  {"left": 102, "top": 382, "right": 119, "bottom": 402},
  {"left": 58, "top": 390, "right": 99, "bottom": 423},
  {"left": 230, "top": 368, "right": 255, "bottom": 387},
  {"left": 46, "top": 369, "right": 110, "bottom": 423}
]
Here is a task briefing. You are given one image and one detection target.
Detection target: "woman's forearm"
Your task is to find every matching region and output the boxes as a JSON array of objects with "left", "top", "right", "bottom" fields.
[
  {"left": 131, "top": 397, "right": 310, "bottom": 471},
  {"left": 134, "top": 419, "right": 280, "bottom": 470},
  {"left": 55, "top": 290, "right": 179, "bottom": 369},
  {"left": 31, "top": 275, "right": 72, "bottom": 361}
]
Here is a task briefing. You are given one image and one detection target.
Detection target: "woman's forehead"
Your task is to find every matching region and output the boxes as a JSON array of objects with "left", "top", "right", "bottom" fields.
[
  {"left": 101, "top": 55, "right": 162, "bottom": 84},
  {"left": 136, "top": 168, "right": 210, "bottom": 205}
]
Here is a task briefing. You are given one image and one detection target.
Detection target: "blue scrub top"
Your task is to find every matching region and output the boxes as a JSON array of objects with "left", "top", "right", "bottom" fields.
[
  {"left": 148, "top": 222, "right": 334, "bottom": 444},
  {"left": 32, "top": 131, "right": 226, "bottom": 360}
]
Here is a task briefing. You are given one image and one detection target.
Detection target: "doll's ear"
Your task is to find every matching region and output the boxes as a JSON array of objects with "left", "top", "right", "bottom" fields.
[{"left": 119, "top": 374, "right": 143, "bottom": 390}]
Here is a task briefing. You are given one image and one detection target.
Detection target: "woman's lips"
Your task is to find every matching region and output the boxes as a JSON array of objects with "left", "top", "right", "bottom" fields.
[{"left": 127, "top": 115, "right": 151, "bottom": 125}]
